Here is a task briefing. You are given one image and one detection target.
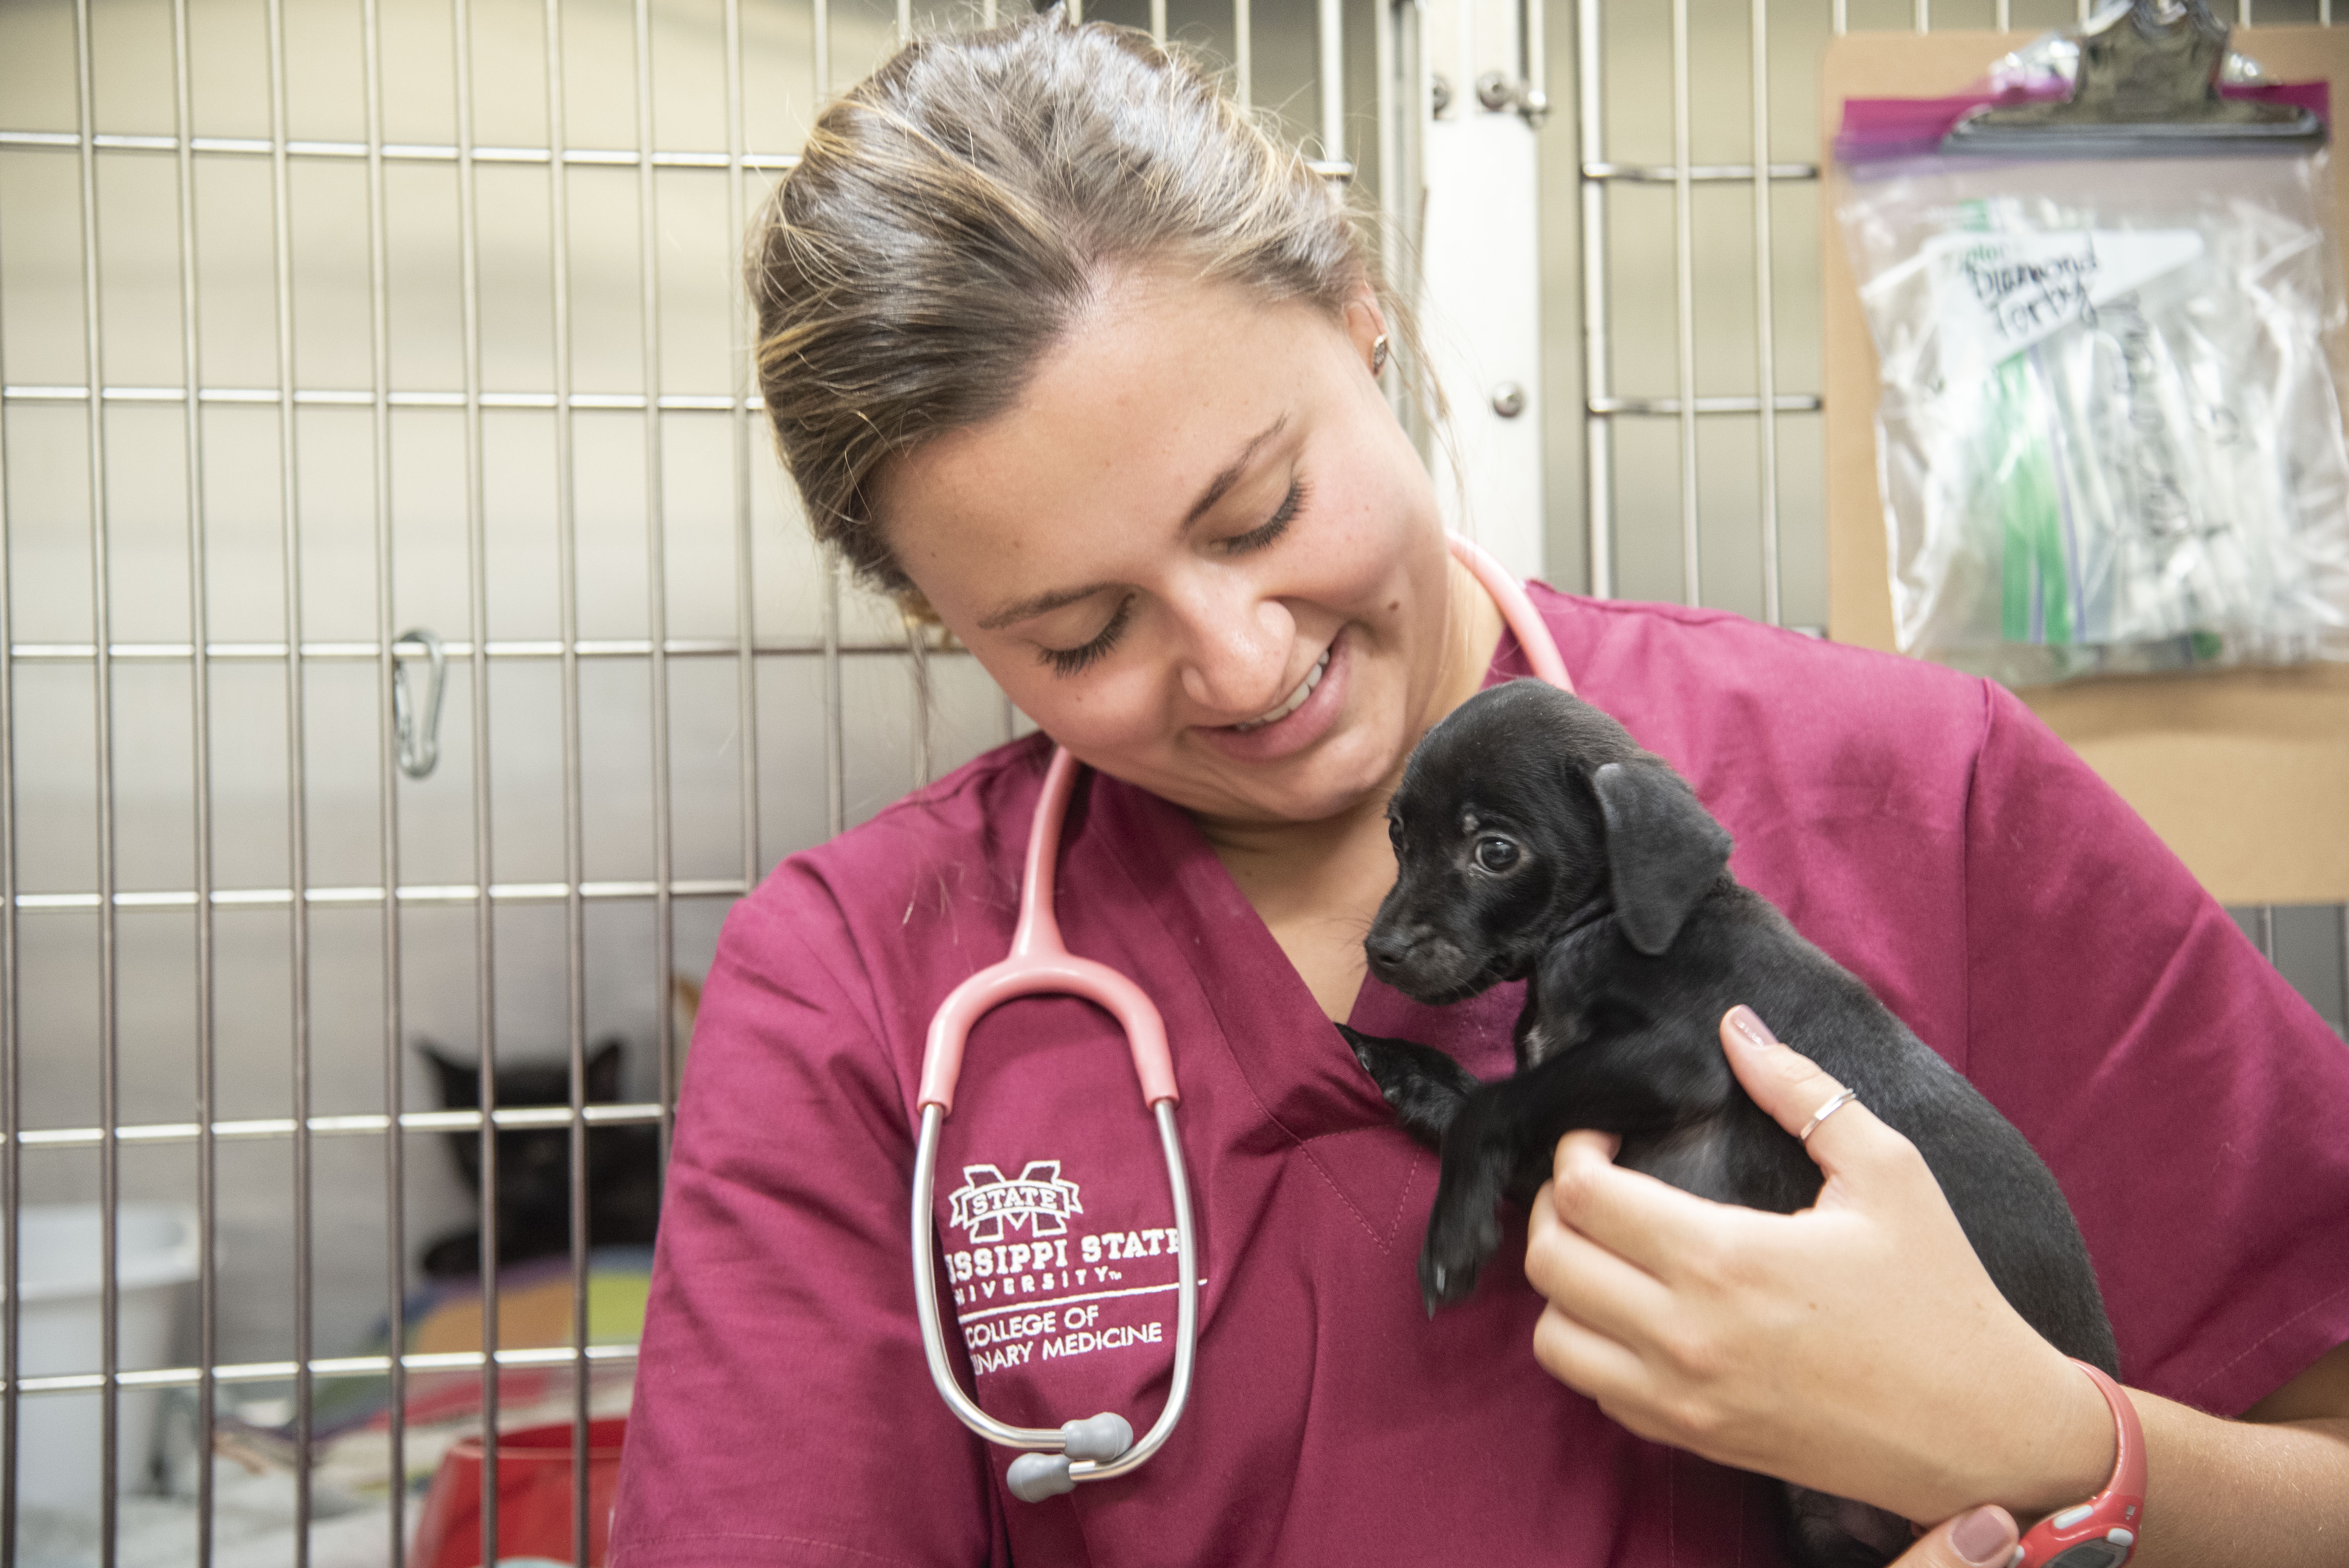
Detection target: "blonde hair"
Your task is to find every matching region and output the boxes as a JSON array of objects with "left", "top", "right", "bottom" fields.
[{"left": 747, "top": 11, "right": 1419, "bottom": 604}]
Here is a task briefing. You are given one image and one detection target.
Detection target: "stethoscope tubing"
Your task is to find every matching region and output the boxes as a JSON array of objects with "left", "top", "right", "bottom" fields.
[
  {"left": 908, "top": 532, "right": 1568, "bottom": 1500},
  {"left": 911, "top": 1099, "right": 1199, "bottom": 1480}
]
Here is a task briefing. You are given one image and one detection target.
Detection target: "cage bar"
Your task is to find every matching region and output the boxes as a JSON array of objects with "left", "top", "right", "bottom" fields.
[
  {"left": 554, "top": 1, "right": 596, "bottom": 1560},
  {"left": 260, "top": 1, "right": 323, "bottom": 1555},
  {"left": 69, "top": 2, "right": 127, "bottom": 1558},
  {"left": 0, "top": 55, "right": 19, "bottom": 1568},
  {"left": 1319, "top": 0, "right": 1345, "bottom": 160},
  {"left": 727, "top": 0, "right": 763, "bottom": 913},
  {"left": 358, "top": 0, "right": 410, "bottom": 1553},
  {"left": 1672, "top": 0, "right": 1700, "bottom": 606},
  {"left": 449, "top": 0, "right": 506, "bottom": 1554},
  {"left": 1750, "top": 0, "right": 1781, "bottom": 624},
  {"left": 1237, "top": 0, "right": 1254, "bottom": 111},
  {"left": 1578, "top": 0, "right": 1614, "bottom": 597},
  {"left": 0, "top": 130, "right": 803, "bottom": 171},
  {"left": 171, "top": 0, "right": 223, "bottom": 1556}
]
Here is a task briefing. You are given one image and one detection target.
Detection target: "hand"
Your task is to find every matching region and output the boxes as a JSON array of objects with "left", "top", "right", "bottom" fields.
[
  {"left": 1900, "top": 1506, "right": 2021, "bottom": 1568},
  {"left": 1522, "top": 1006, "right": 2113, "bottom": 1525}
]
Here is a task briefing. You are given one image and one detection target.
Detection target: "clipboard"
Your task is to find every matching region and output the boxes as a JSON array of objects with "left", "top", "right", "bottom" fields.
[{"left": 1821, "top": 23, "right": 2349, "bottom": 906}]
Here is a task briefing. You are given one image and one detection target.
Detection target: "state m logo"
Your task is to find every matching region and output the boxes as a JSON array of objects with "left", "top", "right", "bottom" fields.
[{"left": 947, "top": 1160, "right": 1084, "bottom": 1242}]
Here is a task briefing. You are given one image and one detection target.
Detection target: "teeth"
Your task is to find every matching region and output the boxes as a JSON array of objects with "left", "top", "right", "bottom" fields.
[{"left": 1233, "top": 650, "right": 1330, "bottom": 732}]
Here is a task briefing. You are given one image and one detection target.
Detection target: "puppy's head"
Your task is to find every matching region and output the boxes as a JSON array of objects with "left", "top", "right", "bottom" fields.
[{"left": 1364, "top": 680, "right": 1732, "bottom": 1004}]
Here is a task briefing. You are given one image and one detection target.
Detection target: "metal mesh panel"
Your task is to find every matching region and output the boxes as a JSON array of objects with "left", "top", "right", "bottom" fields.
[
  {"left": 1564, "top": 0, "right": 2349, "bottom": 1042},
  {"left": 0, "top": 0, "right": 960, "bottom": 1561}
]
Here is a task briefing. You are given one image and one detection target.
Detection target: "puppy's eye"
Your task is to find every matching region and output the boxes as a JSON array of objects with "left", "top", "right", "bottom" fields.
[
  {"left": 1474, "top": 837, "right": 1519, "bottom": 873},
  {"left": 1387, "top": 818, "right": 1404, "bottom": 850}
]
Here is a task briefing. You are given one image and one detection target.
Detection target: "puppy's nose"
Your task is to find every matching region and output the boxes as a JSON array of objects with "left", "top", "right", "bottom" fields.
[{"left": 1365, "top": 929, "right": 1419, "bottom": 976}]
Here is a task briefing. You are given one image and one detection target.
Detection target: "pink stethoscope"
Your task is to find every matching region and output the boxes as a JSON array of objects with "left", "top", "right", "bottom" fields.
[{"left": 910, "top": 533, "right": 1574, "bottom": 1502}]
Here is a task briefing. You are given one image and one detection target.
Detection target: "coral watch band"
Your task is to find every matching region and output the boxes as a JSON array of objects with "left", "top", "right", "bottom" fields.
[{"left": 2015, "top": 1360, "right": 2146, "bottom": 1568}]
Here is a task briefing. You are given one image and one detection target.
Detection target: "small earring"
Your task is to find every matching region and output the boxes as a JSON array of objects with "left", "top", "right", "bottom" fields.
[{"left": 1370, "top": 334, "right": 1390, "bottom": 376}]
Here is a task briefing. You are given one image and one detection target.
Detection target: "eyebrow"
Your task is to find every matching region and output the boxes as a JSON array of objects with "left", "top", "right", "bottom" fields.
[{"left": 975, "top": 415, "right": 1290, "bottom": 632}]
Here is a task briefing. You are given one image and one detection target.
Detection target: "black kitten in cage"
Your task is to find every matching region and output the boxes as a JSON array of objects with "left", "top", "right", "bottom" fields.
[{"left": 416, "top": 1039, "right": 663, "bottom": 1279}]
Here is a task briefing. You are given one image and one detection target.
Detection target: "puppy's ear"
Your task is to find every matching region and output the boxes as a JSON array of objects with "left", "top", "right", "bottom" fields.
[{"left": 1590, "top": 761, "right": 1732, "bottom": 957}]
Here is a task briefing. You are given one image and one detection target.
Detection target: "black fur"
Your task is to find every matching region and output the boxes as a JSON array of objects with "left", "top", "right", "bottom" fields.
[
  {"left": 417, "top": 1039, "right": 662, "bottom": 1279},
  {"left": 1344, "top": 679, "right": 2117, "bottom": 1568}
]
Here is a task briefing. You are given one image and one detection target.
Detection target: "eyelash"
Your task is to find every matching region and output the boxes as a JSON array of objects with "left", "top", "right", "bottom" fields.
[{"left": 1038, "top": 478, "right": 1308, "bottom": 678}]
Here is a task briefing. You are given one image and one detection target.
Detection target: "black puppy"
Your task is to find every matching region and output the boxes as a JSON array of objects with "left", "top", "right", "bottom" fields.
[{"left": 1340, "top": 679, "right": 2117, "bottom": 1568}]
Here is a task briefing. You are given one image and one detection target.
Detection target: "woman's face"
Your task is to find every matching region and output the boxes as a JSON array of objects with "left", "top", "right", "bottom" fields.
[{"left": 872, "top": 273, "right": 1479, "bottom": 830}]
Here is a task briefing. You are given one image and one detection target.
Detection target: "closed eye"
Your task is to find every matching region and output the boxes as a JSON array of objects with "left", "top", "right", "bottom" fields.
[
  {"left": 1039, "top": 594, "right": 1134, "bottom": 677},
  {"left": 1036, "top": 479, "right": 1305, "bottom": 678},
  {"left": 1219, "top": 478, "right": 1306, "bottom": 555}
]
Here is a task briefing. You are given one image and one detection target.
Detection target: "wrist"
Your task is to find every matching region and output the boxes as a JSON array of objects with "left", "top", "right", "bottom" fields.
[
  {"left": 1984, "top": 1351, "right": 2121, "bottom": 1523},
  {"left": 2014, "top": 1363, "right": 2146, "bottom": 1567}
]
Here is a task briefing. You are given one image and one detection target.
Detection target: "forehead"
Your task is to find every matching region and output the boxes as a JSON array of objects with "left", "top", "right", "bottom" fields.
[{"left": 870, "top": 275, "right": 1343, "bottom": 619}]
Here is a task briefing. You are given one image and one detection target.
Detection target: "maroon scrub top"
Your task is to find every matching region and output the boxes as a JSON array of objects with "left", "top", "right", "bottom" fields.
[{"left": 610, "top": 588, "right": 2349, "bottom": 1567}]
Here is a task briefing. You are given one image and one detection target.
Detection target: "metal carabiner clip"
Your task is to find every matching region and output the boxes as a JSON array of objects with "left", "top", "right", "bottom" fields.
[{"left": 390, "top": 627, "right": 447, "bottom": 780}]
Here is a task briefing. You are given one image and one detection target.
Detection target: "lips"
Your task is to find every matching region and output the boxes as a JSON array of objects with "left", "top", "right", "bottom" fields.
[
  {"left": 1232, "top": 649, "right": 1330, "bottom": 732},
  {"left": 1191, "top": 629, "right": 1351, "bottom": 763}
]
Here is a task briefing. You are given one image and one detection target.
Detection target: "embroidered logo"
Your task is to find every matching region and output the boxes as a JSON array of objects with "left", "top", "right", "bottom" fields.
[{"left": 948, "top": 1161, "right": 1083, "bottom": 1242}]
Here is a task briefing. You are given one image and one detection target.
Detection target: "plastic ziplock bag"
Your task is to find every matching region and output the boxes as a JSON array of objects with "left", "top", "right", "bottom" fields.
[{"left": 1836, "top": 151, "right": 2349, "bottom": 684}]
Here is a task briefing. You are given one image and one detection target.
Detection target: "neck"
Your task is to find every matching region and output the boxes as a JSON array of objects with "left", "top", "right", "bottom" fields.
[{"left": 1197, "top": 552, "right": 1512, "bottom": 1018}]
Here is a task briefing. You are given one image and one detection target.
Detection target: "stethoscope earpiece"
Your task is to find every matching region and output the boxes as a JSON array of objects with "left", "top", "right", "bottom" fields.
[{"left": 1005, "top": 1414, "right": 1132, "bottom": 1500}]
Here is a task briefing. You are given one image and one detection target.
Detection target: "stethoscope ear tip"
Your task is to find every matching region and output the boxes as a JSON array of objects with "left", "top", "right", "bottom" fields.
[
  {"left": 1061, "top": 1411, "right": 1134, "bottom": 1461},
  {"left": 1003, "top": 1412, "right": 1135, "bottom": 1502},
  {"left": 1007, "top": 1452, "right": 1076, "bottom": 1502}
]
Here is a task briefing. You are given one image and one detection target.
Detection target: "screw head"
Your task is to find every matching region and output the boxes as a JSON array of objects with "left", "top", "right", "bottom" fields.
[{"left": 1491, "top": 383, "right": 1527, "bottom": 419}]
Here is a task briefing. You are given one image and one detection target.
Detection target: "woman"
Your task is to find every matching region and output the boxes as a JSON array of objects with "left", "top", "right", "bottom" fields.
[{"left": 610, "top": 16, "right": 2349, "bottom": 1566}]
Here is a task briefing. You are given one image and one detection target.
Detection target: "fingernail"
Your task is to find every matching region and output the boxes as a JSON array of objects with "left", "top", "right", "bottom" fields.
[
  {"left": 1727, "top": 1005, "right": 1777, "bottom": 1050},
  {"left": 1951, "top": 1506, "right": 2018, "bottom": 1566}
]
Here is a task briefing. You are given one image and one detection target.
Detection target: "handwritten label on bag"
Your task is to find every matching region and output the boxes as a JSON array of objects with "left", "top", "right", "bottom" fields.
[{"left": 1925, "top": 228, "right": 2204, "bottom": 367}]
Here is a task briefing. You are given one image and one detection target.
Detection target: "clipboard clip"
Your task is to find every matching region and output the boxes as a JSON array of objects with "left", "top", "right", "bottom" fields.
[{"left": 1942, "top": 0, "right": 2325, "bottom": 158}]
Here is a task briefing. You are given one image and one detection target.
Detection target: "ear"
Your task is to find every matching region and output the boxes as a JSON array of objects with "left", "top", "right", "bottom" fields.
[
  {"left": 586, "top": 1039, "right": 624, "bottom": 1102},
  {"left": 1342, "top": 287, "right": 1388, "bottom": 373},
  {"left": 418, "top": 1041, "right": 478, "bottom": 1108},
  {"left": 1590, "top": 760, "right": 1732, "bottom": 957}
]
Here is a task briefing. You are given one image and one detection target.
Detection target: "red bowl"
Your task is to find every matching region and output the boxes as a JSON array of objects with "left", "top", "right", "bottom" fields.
[{"left": 411, "top": 1417, "right": 627, "bottom": 1568}]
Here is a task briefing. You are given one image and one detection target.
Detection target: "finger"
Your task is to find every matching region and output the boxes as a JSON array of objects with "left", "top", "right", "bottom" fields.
[
  {"left": 1719, "top": 1005, "right": 1888, "bottom": 1176},
  {"left": 1528, "top": 1300, "right": 1650, "bottom": 1405},
  {"left": 1892, "top": 1506, "right": 2019, "bottom": 1568},
  {"left": 1526, "top": 1181, "right": 1675, "bottom": 1345},
  {"left": 1545, "top": 1128, "right": 1736, "bottom": 1280}
]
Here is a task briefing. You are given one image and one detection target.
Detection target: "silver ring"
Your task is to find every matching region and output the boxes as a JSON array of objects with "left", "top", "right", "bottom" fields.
[{"left": 1798, "top": 1087, "right": 1859, "bottom": 1144}]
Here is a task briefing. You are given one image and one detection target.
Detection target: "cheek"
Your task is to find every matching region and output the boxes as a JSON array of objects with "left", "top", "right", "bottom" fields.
[
  {"left": 986, "top": 654, "right": 1172, "bottom": 755},
  {"left": 1467, "top": 868, "right": 1557, "bottom": 936}
]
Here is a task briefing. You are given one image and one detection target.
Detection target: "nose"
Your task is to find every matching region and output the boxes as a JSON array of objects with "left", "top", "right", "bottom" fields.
[
  {"left": 1173, "top": 579, "right": 1294, "bottom": 716},
  {"left": 1364, "top": 926, "right": 1420, "bottom": 977}
]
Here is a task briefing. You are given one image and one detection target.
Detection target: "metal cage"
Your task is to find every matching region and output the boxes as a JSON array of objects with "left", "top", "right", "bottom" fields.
[{"left": 0, "top": 1, "right": 2342, "bottom": 1564}]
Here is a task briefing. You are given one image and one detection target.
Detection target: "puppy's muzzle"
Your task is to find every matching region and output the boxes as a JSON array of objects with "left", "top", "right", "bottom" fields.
[
  {"left": 1364, "top": 928, "right": 1423, "bottom": 980},
  {"left": 1364, "top": 925, "right": 1490, "bottom": 1003}
]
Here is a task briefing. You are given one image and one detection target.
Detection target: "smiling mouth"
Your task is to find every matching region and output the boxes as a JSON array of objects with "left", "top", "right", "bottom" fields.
[{"left": 1229, "top": 649, "right": 1331, "bottom": 732}]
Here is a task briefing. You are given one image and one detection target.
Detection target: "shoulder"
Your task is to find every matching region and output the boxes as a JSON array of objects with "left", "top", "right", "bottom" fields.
[
  {"left": 722, "top": 732, "right": 1053, "bottom": 967},
  {"left": 1519, "top": 586, "right": 1998, "bottom": 832},
  {"left": 1529, "top": 586, "right": 1991, "bottom": 751},
  {"left": 688, "top": 734, "right": 1053, "bottom": 1106}
]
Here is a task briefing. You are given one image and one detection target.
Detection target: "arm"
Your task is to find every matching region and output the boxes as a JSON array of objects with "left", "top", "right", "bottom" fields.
[
  {"left": 610, "top": 880, "right": 1005, "bottom": 1567},
  {"left": 1521, "top": 1008, "right": 2349, "bottom": 1566}
]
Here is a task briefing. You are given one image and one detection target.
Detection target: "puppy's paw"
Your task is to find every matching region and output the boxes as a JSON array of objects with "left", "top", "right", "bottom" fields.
[
  {"left": 1417, "top": 1199, "right": 1503, "bottom": 1314},
  {"left": 1335, "top": 1023, "right": 1477, "bottom": 1146}
]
